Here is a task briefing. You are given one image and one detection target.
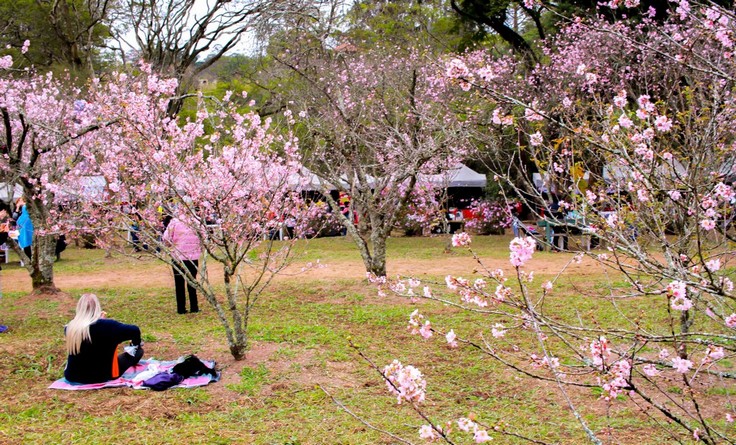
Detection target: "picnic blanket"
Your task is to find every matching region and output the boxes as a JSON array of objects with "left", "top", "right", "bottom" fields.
[{"left": 49, "top": 358, "right": 219, "bottom": 390}]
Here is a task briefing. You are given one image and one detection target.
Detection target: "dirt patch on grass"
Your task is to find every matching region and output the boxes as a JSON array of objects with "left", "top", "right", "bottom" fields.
[
  {"left": 1, "top": 248, "right": 600, "bottom": 295},
  {"left": 17, "top": 339, "right": 355, "bottom": 419},
  {"left": 6, "top": 291, "right": 77, "bottom": 319}
]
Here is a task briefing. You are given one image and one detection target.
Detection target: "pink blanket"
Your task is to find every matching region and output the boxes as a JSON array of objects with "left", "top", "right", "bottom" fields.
[{"left": 49, "top": 359, "right": 219, "bottom": 390}]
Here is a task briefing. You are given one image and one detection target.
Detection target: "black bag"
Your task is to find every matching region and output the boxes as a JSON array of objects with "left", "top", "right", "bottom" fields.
[{"left": 172, "top": 355, "right": 217, "bottom": 378}]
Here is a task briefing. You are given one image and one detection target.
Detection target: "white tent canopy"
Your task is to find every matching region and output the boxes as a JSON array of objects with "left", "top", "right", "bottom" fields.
[
  {"left": 291, "top": 163, "right": 487, "bottom": 191},
  {"left": 1, "top": 176, "right": 107, "bottom": 204},
  {"left": 0, "top": 182, "right": 22, "bottom": 203},
  {"left": 54, "top": 175, "right": 107, "bottom": 201},
  {"left": 288, "top": 167, "right": 335, "bottom": 191},
  {"left": 422, "top": 163, "right": 487, "bottom": 188},
  {"left": 604, "top": 159, "right": 688, "bottom": 185}
]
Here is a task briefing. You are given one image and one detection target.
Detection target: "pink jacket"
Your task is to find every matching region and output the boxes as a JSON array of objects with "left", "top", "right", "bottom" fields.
[{"left": 162, "top": 217, "right": 201, "bottom": 261}]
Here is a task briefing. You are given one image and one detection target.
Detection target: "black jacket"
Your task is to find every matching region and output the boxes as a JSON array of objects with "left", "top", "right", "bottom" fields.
[{"left": 64, "top": 319, "right": 141, "bottom": 383}]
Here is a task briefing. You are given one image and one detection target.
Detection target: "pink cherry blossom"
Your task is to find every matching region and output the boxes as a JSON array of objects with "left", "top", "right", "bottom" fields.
[
  {"left": 383, "top": 360, "right": 427, "bottom": 404},
  {"left": 0, "top": 55, "right": 12, "bottom": 69},
  {"left": 713, "top": 182, "right": 735, "bottom": 200},
  {"left": 707, "top": 346, "right": 725, "bottom": 361},
  {"left": 654, "top": 115, "right": 673, "bottom": 132},
  {"left": 642, "top": 364, "right": 660, "bottom": 377},
  {"left": 667, "top": 281, "right": 687, "bottom": 298},
  {"left": 672, "top": 357, "right": 693, "bottom": 373},
  {"left": 445, "top": 275, "right": 459, "bottom": 290},
  {"left": 529, "top": 131, "right": 543, "bottom": 146},
  {"left": 408, "top": 310, "right": 422, "bottom": 328},
  {"left": 509, "top": 236, "right": 536, "bottom": 267},
  {"left": 613, "top": 91, "right": 627, "bottom": 107},
  {"left": 705, "top": 258, "right": 721, "bottom": 272},
  {"left": 590, "top": 337, "right": 611, "bottom": 368},
  {"left": 451, "top": 232, "right": 472, "bottom": 247},
  {"left": 524, "top": 101, "right": 544, "bottom": 121},
  {"left": 423, "top": 286, "right": 433, "bottom": 298},
  {"left": 419, "top": 321, "right": 433, "bottom": 339},
  {"left": 618, "top": 114, "right": 634, "bottom": 128},
  {"left": 457, "top": 418, "right": 475, "bottom": 432},
  {"left": 671, "top": 295, "right": 693, "bottom": 311},
  {"left": 446, "top": 58, "right": 470, "bottom": 79},
  {"left": 700, "top": 219, "right": 716, "bottom": 230},
  {"left": 446, "top": 330, "right": 458, "bottom": 348},
  {"left": 491, "top": 323, "right": 506, "bottom": 338},
  {"left": 725, "top": 313, "right": 736, "bottom": 328},
  {"left": 419, "top": 425, "right": 438, "bottom": 440},
  {"left": 474, "top": 429, "right": 492, "bottom": 443}
]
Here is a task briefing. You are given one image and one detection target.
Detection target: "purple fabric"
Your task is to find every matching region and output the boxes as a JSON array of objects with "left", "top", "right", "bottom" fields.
[
  {"left": 49, "top": 359, "right": 219, "bottom": 390},
  {"left": 142, "top": 372, "right": 184, "bottom": 391}
]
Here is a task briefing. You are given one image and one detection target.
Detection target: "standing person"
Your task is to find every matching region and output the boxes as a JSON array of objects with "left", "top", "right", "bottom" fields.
[
  {"left": 0, "top": 204, "right": 10, "bottom": 245},
  {"left": 162, "top": 212, "right": 201, "bottom": 314},
  {"left": 15, "top": 197, "right": 33, "bottom": 261},
  {"left": 64, "top": 294, "right": 144, "bottom": 384}
]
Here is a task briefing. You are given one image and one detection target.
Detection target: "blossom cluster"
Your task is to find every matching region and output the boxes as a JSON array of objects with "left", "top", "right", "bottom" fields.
[
  {"left": 383, "top": 360, "right": 427, "bottom": 405},
  {"left": 408, "top": 310, "right": 433, "bottom": 339},
  {"left": 509, "top": 236, "right": 537, "bottom": 267},
  {"left": 666, "top": 281, "right": 693, "bottom": 311}
]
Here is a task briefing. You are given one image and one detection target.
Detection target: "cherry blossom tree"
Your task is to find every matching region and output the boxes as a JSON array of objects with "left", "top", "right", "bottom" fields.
[
  {"left": 0, "top": 50, "right": 116, "bottom": 292},
  {"left": 61, "top": 67, "right": 316, "bottom": 360},
  {"left": 274, "top": 45, "right": 470, "bottom": 276},
  {"left": 363, "top": 2, "right": 736, "bottom": 443}
]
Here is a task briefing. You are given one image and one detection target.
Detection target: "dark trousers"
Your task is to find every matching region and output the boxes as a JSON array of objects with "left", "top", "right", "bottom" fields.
[
  {"left": 116, "top": 345, "right": 144, "bottom": 377},
  {"left": 23, "top": 246, "right": 31, "bottom": 259},
  {"left": 173, "top": 260, "right": 198, "bottom": 314}
]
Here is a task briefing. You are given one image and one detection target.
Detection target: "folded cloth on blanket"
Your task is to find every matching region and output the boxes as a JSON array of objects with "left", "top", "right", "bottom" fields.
[{"left": 49, "top": 358, "right": 219, "bottom": 390}]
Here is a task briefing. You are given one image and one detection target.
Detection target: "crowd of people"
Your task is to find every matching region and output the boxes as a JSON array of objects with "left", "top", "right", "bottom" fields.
[
  {"left": 0, "top": 197, "right": 35, "bottom": 268},
  {"left": 0, "top": 197, "right": 68, "bottom": 269}
]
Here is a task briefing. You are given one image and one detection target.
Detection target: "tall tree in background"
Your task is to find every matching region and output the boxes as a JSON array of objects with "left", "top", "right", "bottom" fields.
[
  {"left": 0, "top": 0, "right": 114, "bottom": 74},
  {"left": 111, "top": 0, "right": 319, "bottom": 116},
  {"left": 448, "top": 0, "right": 734, "bottom": 62}
]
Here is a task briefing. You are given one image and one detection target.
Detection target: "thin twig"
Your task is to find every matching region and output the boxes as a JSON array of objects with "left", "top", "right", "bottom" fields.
[{"left": 317, "top": 384, "right": 415, "bottom": 445}]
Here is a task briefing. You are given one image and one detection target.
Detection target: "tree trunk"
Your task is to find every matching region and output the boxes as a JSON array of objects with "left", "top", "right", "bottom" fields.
[
  {"left": 28, "top": 233, "right": 60, "bottom": 293},
  {"left": 224, "top": 270, "right": 248, "bottom": 360},
  {"left": 368, "top": 234, "right": 387, "bottom": 277},
  {"left": 230, "top": 344, "right": 246, "bottom": 361}
]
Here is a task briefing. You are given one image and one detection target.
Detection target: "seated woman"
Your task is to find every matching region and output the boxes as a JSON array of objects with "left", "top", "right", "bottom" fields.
[{"left": 64, "top": 294, "right": 144, "bottom": 384}]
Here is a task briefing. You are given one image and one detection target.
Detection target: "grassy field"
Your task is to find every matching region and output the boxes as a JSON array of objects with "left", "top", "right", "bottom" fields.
[{"left": 0, "top": 235, "right": 727, "bottom": 444}]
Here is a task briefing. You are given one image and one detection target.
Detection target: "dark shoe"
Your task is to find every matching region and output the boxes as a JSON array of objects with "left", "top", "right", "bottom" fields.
[
  {"left": 190, "top": 309, "right": 200, "bottom": 313},
  {"left": 178, "top": 310, "right": 188, "bottom": 314}
]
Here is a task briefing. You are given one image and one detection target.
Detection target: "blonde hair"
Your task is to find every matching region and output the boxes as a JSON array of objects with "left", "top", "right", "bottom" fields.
[{"left": 65, "top": 294, "right": 103, "bottom": 355}]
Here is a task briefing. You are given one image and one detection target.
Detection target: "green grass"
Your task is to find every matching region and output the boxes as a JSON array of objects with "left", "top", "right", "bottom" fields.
[{"left": 0, "top": 236, "right": 731, "bottom": 444}]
